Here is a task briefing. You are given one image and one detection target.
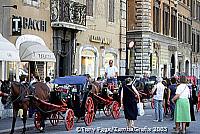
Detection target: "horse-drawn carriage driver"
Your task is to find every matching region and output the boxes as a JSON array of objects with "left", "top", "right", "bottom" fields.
[{"left": 105, "top": 60, "right": 118, "bottom": 86}]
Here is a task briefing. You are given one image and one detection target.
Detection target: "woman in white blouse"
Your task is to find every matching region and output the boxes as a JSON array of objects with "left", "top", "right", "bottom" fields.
[{"left": 172, "top": 76, "right": 191, "bottom": 134}]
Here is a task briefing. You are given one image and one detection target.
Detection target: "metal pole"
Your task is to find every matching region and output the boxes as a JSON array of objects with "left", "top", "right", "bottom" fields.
[
  {"left": 142, "top": 41, "right": 143, "bottom": 75},
  {"left": 175, "top": 1, "right": 179, "bottom": 75},
  {"left": 125, "top": 0, "right": 128, "bottom": 75}
]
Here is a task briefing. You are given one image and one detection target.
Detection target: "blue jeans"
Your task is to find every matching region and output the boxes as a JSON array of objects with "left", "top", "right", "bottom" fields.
[
  {"left": 154, "top": 99, "right": 163, "bottom": 121},
  {"left": 107, "top": 78, "right": 117, "bottom": 85}
]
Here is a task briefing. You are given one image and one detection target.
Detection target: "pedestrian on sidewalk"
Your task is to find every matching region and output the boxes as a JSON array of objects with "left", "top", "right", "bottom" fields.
[
  {"left": 151, "top": 77, "right": 165, "bottom": 122},
  {"left": 120, "top": 77, "right": 140, "bottom": 128},
  {"left": 168, "top": 77, "right": 177, "bottom": 121},
  {"left": 172, "top": 76, "right": 191, "bottom": 134}
]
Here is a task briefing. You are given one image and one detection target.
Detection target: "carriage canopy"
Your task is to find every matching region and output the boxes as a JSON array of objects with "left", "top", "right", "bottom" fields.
[{"left": 52, "top": 76, "right": 88, "bottom": 85}]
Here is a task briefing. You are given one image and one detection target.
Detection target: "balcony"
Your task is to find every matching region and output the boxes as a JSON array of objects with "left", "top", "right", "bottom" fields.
[{"left": 51, "top": 0, "right": 87, "bottom": 31}]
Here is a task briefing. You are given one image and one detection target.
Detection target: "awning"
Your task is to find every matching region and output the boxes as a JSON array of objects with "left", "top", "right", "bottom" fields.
[
  {"left": 19, "top": 41, "right": 56, "bottom": 62},
  {"left": 0, "top": 34, "right": 20, "bottom": 61}
]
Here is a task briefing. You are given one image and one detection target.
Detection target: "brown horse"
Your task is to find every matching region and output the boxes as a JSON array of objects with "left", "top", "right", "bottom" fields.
[{"left": 3, "top": 81, "right": 50, "bottom": 134}]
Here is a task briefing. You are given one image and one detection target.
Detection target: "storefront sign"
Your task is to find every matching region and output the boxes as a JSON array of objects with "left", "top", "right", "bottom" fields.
[
  {"left": 12, "top": 16, "right": 22, "bottom": 36},
  {"left": 89, "top": 35, "right": 111, "bottom": 45},
  {"left": 12, "top": 15, "right": 47, "bottom": 35}
]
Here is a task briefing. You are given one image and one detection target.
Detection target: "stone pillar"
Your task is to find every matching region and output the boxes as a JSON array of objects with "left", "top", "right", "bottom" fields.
[{"left": 129, "top": 0, "right": 152, "bottom": 77}]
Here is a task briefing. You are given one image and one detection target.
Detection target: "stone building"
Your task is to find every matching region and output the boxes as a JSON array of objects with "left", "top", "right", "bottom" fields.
[
  {"left": 191, "top": 0, "right": 200, "bottom": 78},
  {"left": 127, "top": 0, "right": 193, "bottom": 77},
  {"left": 73, "top": 0, "right": 126, "bottom": 78},
  {"left": 51, "top": 0, "right": 126, "bottom": 78},
  {"left": 0, "top": 0, "right": 55, "bottom": 118}
]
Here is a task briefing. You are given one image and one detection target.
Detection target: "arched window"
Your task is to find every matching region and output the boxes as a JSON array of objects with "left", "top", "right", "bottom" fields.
[
  {"left": 81, "top": 49, "right": 97, "bottom": 78},
  {"left": 104, "top": 52, "right": 117, "bottom": 68}
]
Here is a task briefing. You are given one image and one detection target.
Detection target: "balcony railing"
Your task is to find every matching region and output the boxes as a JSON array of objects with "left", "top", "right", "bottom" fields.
[{"left": 51, "top": 0, "right": 86, "bottom": 26}]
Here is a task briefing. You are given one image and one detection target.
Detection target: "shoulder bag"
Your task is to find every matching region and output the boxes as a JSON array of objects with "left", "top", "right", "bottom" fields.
[{"left": 125, "top": 85, "right": 144, "bottom": 116}]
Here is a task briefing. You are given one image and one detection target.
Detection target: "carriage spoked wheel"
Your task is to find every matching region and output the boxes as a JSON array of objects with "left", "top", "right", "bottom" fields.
[
  {"left": 110, "top": 101, "right": 120, "bottom": 119},
  {"left": 103, "top": 105, "right": 111, "bottom": 116},
  {"left": 84, "top": 97, "right": 94, "bottom": 126},
  {"left": 49, "top": 112, "right": 59, "bottom": 126},
  {"left": 34, "top": 112, "right": 42, "bottom": 130},
  {"left": 65, "top": 109, "right": 74, "bottom": 131}
]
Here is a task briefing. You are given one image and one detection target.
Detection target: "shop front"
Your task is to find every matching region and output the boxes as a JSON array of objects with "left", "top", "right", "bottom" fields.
[
  {"left": 0, "top": 33, "right": 20, "bottom": 81},
  {"left": 79, "top": 46, "right": 99, "bottom": 78},
  {"left": 15, "top": 35, "right": 56, "bottom": 81}
]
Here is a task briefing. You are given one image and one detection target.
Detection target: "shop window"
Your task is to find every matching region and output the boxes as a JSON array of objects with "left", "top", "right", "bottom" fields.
[
  {"left": 86, "top": 0, "right": 93, "bottom": 16},
  {"left": 104, "top": 53, "right": 117, "bottom": 68},
  {"left": 81, "top": 49, "right": 96, "bottom": 78},
  {"left": 108, "top": 0, "right": 115, "bottom": 22}
]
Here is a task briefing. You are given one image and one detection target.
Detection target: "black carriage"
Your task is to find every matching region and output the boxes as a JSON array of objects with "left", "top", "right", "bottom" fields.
[{"left": 52, "top": 76, "right": 94, "bottom": 126}]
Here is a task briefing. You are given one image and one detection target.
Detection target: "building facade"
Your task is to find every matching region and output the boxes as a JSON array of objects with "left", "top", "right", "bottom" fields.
[
  {"left": 0, "top": 0, "right": 55, "bottom": 118},
  {"left": 127, "top": 0, "right": 193, "bottom": 77},
  {"left": 73, "top": 0, "right": 126, "bottom": 78},
  {"left": 191, "top": 0, "right": 200, "bottom": 79}
]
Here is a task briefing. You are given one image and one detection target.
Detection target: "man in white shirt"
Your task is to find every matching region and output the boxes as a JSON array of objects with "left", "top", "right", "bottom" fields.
[
  {"left": 105, "top": 60, "right": 118, "bottom": 85},
  {"left": 151, "top": 77, "right": 165, "bottom": 122}
]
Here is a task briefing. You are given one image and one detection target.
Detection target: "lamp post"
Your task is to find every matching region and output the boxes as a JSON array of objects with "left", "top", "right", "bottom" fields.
[
  {"left": 174, "top": 0, "right": 179, "bottom": 75},
  {"left": 1, "top": 5, "right": 17, "bottom": 36}
]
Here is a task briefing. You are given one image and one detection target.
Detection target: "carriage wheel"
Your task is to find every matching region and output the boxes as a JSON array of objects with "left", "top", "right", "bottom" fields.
[
  {"left": 111, "top": 101, "right": 120, "bottom": 119},
  {"left": 49, "top": 112, "right": 59, "bottom": 126},
  {"left": 84, "top": 97, "right": 94, "bottom": 126},
  {"left": 65, "top": 109, "right": 74, "bottom": 131},
  {"left": 34, "top": 112, "right": 41, "bottom": 130},
  {"left": 103, "top": 105, "right": 111, "bottom": 116}
]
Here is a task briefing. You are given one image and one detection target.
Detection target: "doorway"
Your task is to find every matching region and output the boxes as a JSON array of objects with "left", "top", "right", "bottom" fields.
[{"left": 171, "top": 54, "right": 175, "bottom": 77}]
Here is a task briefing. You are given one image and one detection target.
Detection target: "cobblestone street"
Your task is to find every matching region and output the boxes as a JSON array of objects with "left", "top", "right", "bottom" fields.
[{"left": 0, "top": 102, "right": 199, "bottom": 134}]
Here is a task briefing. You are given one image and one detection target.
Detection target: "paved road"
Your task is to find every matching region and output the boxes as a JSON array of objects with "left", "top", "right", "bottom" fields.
[{"left": 0, "top": 103, "right": 199, "bottom": 134}]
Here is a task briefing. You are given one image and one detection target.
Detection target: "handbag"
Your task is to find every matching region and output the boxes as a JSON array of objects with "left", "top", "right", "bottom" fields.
[{"left": 137, "top": 102, "right": 144, "bottom": 116}]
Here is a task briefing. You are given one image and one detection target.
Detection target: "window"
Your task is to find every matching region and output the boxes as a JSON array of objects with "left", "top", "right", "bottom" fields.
[
  {"left": 196, "top": 2, "right": 200, "bottom": 20},
  {"left": 188, "top": 24, "right": 191, "bottom": 44},
  {"left": 178, "top": 20, "right": 182, "bottom": 42},
  {"left": 192, "top": 33, "right": 195, "bottom": 52},
  {"left": 153, "top": 0, "right": 160, "bottom": 33},
  {"left": 86, "top": 0, "right": 93, "bottom": 16},
  {"left": 183, "top": 20, "right": 187, "bottom": 43},
  {"left": 192, "top": 0, "right": 196, "bottom": 19},
  {"left": 23, "top": 0, "right": 40, "bottom": 7},
  {"left": 108, "top": 0, "right": 114, "bottom": 22},
  {"left": 197, "top": 35, "right": 200, "bottom": 53},
  {"left": 171, "top": 8, "right": 177, "bottom": 38},
  {"left": 187, "top": 0, "right": 190, "bottom": 6},
  {"left": 163, "top": 4, "right": 170, "bottom": 35}
]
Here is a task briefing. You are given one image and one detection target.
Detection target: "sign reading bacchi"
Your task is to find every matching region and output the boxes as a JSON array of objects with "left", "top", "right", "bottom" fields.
[{"left": 12, "top": 15, "right": 47, "bottom": 36}]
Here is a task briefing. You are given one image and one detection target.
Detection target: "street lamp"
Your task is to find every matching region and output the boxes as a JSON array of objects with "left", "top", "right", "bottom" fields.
[
  {"left": 2, "top": 5, "right": 17, "bottom": 36},
  {"left": 174, "top": 0, "right": 179, "bottom": 75}
]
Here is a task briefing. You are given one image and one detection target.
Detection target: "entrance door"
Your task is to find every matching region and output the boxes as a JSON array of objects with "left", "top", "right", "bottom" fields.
[
  {"left": 185, "top": 60, "right": 189, "bottom": 76},
  {"left": 171, "top": 54, "right": 175, "bottom": 77}
]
